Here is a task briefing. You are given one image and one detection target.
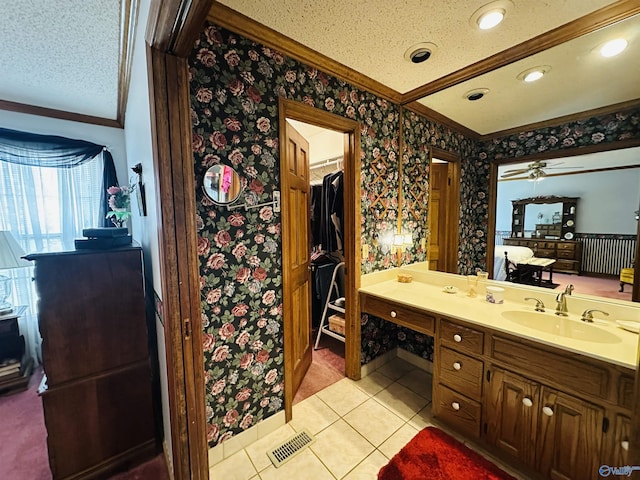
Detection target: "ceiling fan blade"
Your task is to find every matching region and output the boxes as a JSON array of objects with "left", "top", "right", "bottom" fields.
[
  {"left": 547, "top": 165, "right": 584, "bottom": 170},
  {"left": 501, "top": 169, "right": 529, "bottom": 178}
]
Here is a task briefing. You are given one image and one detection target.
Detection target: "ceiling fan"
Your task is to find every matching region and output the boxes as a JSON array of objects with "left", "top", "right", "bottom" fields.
[{"left": 500, "top": 161, "right": 581, "bottom": 180}]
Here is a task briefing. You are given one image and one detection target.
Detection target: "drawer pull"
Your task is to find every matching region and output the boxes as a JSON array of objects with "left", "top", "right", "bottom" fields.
[
  {"left": 451, "top": 402, "right": 460, "bottom": 411},
  {"left": 522, "top": 397, "right": 533, "bottom": 407},
  {"left": 453, "top": 361, "right": 462, "bottom": 371},
  {"left": 542, "top": 406, "right": 554, "bottom": 417},
  {"left": 390, "top": 310, "right": 397, "bottom": 318},
  {"left": 453, "top": 334, "right": 462, "bottom": 343},
  {"left": 621, "top": 441, "right": 629, "bottom": 451}
]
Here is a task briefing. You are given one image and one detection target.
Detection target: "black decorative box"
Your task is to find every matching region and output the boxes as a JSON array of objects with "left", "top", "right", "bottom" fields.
[
  {"left": 75, "top": 235, "right": 132, "bottom": 250},
  {"left": 82, "top": 227, "right": 128, "bottom": 238}
]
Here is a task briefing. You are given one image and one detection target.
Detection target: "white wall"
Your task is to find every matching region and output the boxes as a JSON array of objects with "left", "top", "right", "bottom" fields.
[
  {"left": 496, "top": 168, "right": 640, "bottom": 235},
  {"left": 123, "top": 0, "right": 173, "bottom": 468},
  {"left": 0, "top": 109, "right": 128, "bottom": 184}
]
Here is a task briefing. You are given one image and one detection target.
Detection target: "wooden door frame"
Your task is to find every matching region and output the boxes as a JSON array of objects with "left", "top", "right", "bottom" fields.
[
  {"left": 427, "top": 147, "right": 461, "bottom": 273},
  {"left": 279, "top": 98, "right": 362, "bottom": 421},
  {"left": 145, "top": 1, "right": 211, "bottom": 479}
]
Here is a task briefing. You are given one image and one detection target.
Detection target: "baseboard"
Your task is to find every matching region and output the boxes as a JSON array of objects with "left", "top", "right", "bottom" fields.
[
  {"left": 397, "top": 348, "right": 433, "bottom": 374},
  {"left": 360, "top": 348, "right": 398, "bottom": 377}
]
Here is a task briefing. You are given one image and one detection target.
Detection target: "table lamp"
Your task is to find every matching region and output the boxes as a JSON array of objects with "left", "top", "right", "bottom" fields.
[{"left": 0, "top": 231, "right": 31, "bottom": 315}]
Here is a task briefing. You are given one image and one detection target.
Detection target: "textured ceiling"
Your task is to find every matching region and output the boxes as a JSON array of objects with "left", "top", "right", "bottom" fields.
[
  {"left": 218, "top": 0, "right": 639, "bottom": 135},
  {"left": 0, "top": 0, "right": 122, "bottom": 120},
  {"left": 218, "top": 0, "right": 617, "bottom": 93}
]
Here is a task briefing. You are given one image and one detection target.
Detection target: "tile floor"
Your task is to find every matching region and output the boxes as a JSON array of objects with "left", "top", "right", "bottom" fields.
[{"left": 209, "top": 357, "right": 531, "bottom": 480}]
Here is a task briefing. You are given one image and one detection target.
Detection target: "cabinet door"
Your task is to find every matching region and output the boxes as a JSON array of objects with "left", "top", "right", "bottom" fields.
[
  {"left": 605, "top": 415, "right": 631, "bottom": 468},
  {"left": 485, "top": 367, "right": 539, "bottom": 467},
  {"left": 537, "top": 387, "right": 604, "bottom": 480}
]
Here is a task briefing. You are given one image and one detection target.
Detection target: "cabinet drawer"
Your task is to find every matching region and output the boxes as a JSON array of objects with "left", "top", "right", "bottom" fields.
[
  {"left": 433, "top": 383, "right": 481, "bottom": 438},
  {"left": 554, "top": 260, "right": 578, "bottom": 271},
  {"left": 440, "top": 319, "right": 484, "bottom": 355},
  {"left": 491, "top": 336, "right": 608, "bottom": 399},
  {"left": 535, "top": 249, "right": 555, "bottom": 258},
  {"left": 557, "top": 242, "right": 575, "bottom": 251},
  {"left": 438, "top": 346, "right": 483, "bottom": 399},
  {"left": 557, "top": 249, "right": 575, "bottom": 259},
  {"left": 360, "top": 293, "right": 435, "bottom": 335}
]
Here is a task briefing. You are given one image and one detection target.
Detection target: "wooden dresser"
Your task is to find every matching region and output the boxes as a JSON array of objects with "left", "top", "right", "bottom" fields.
[
  {"left": 503, "top": 238, "right": 581, "bottom": 275},
  {"left": 26, "top": 246, "right": 156, "bottom": 480}
]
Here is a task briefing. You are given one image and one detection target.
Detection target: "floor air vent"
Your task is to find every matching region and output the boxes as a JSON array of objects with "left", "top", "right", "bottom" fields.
[{"left": 267, "top": 429, "right": 315, "bottom": 468}]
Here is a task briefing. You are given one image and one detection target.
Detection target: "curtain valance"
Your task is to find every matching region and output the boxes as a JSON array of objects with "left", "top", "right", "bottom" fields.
[{"left": 0, "top": 127, "right": 119, "bottom": 227}]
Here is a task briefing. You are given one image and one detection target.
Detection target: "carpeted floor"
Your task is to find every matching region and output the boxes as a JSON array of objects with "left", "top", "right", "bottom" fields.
[
  {"left": 0, "top": 367, "right": 169, "bottom": 480},
  {"left": 552, "top": 272, "right": 632, "bottom": 301},
  {"left": 293, "top": 331, "right": 345, "bottom": 405}
]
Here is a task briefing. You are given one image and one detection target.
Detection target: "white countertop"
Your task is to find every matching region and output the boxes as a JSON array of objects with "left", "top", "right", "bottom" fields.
[{"left": 360, "top": 265, "right": 640, "bottom": 370}]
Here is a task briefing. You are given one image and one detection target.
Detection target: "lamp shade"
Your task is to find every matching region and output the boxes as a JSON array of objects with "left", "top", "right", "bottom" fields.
[{"left": 0, "top": 231, "right": 31, "bottom": 270}]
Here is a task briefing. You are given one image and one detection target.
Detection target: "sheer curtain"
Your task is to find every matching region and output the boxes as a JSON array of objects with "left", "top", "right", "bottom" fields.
[{"left": 0, "top": 158, "right": 104, "bottom": 365}]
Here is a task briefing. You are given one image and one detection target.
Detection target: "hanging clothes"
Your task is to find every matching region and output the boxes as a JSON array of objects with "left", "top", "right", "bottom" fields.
[
  {"left": 320, "top": 171, "right": 344, "bottom": 253},
  {"left": 310, "top": 184, "right": 323, "bottom": 248}
]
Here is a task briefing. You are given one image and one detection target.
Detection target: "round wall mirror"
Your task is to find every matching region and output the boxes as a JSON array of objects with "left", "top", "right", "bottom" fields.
[{"left": 203, "top": 165, "right": 243, "bottom": 205}]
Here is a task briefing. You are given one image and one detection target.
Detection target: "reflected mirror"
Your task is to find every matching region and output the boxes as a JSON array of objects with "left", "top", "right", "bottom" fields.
[
  {"left": 203, "top": 165, "right": 243, "bottom": 205},
  {"left": 494, "top": 147, "right": 639, "bottom": 301}
]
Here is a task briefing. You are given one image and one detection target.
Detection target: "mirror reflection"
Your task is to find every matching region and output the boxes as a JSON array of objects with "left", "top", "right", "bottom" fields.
[
  {"left": 203, "top": 164, "right": 243, "bottom": 205},
  {"left": 494, "top": 147, "right": 639, "bottom": 301}
]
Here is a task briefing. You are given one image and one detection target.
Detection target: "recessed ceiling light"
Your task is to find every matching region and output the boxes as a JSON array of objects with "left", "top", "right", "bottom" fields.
[
  {"left": 517, "top": 65, "right": 551, "bottom": 83},
  {"left": 478, "top": 10, "right": 505, "bottom": 29},
  {"left": 599, "top": 38, "right": 628, "bottom": 58},
  {"left": 464, "top": 88, "right": 489, "bottom": 101},
  {"left": 470, "top": 1, "right": 513, "bottom": 30},
  {"left": 404, "top": 42, "right": 438, "bottom": 64}
]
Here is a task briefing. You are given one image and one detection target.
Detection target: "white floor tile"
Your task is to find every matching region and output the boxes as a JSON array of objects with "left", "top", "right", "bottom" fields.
[
  {"left": 353, "top": 371, "right": 394, "bottom": 397},
  {"left": 373, "top": 382, "right": 429, "bottom": 421},
  {"left": 343, "top": 450, "right": 390, "bottom": 480},
  {"left": 378, "top": 424, "right": 419, "bottom": 459},
  {"left": 343, "top": 398, "right": 405, "bottom": 447},
  {"left": 396, "top": 368, "right": 433, "bottom": 400},
  {"left": 208, "top": 449, "right": 257, "bottom": 480},
  {"left": 316, "top": 378, "right": 369, "bottom": 416},
  {"left": 244, "top": 424, "right": 297, "bottom": 473},
  {"left": 257, "top": 449, "right": 334, "bottom": 480},
  {"left": 408, "top": 405, "right": 434, "bottom": 431},
  {"left": 376, "top": 357, "right": 415, "bottom": 381},
  {"left": 290, "top": 395, "right": 340, "bottom": 435},
  {"left": 311, "top": 419, "right": 375, "bottom": 479}
]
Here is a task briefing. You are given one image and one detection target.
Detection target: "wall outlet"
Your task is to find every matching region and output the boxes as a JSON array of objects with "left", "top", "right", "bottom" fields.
[{"left": 362, "top": 244, "right": 369, "bottom": 258}]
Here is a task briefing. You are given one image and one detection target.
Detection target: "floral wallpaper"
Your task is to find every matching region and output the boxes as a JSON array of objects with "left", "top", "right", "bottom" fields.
[
  {"left": 480, "top": 107, "right": 640, "bottom": 159},
  {"left": 188, "top": 20, "right": 638, "bottom": 448},
  {"left": 190, "top": 23, "right": 412, "bottom": 445}
]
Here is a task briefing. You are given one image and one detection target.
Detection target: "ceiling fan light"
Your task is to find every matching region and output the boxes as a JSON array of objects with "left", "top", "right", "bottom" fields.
[
  {"left": 599, "top": 38, "right": 628, "bottom": 58},
  {"left": 478, "top": 10, "right": 504, "bottom": 30}
]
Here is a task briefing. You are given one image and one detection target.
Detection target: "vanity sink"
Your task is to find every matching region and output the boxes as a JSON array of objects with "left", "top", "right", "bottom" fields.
[{"left": 501, "top": 310, "right": 621, "bottom": 344}]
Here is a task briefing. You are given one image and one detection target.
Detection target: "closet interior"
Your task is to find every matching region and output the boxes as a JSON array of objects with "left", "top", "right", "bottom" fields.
[{"left": 287, "top": 119, "right": 346, "bottom": 404}]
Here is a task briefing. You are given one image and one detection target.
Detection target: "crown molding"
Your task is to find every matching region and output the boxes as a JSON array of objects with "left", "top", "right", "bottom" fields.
[
  {"left": 401, "top": 0, "right": 640, "bottom": 104},
  {"left": 208, "top": 2, "right": 403, "bottom": 104},
  {"left": 0, "top": 99, "right": 122, "bottom": 129}
]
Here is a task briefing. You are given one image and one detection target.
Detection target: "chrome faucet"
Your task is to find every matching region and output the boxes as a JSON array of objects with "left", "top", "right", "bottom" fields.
[
  {"left": 524, "top": 297, "right": 545, "bottom": 312},
  {"left": 555, "top": 292, "right": 569, "bottom": 316},
  {"left": 581, "top": 309, "right": 609, "bottom": 323}
]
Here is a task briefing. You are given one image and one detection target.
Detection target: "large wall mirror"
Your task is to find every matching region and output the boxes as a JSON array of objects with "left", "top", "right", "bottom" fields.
[{"left": 493, "top": 147, "right": 640, "bottom": 302}]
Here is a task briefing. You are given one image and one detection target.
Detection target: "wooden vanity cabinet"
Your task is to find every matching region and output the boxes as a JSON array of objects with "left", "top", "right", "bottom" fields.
[{"left": 432, "top": 319, "right": 485, "bottom": 439}]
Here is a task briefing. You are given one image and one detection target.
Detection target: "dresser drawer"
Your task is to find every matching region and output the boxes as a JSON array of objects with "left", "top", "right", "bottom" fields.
[
  {"left": 557, "top": 249, "right": 575, "bottom": 259},
  {"left": 360, "top": 293, "right": 435, "bottom": 335},
  {"left": 433, "top": 383, "right": 481, "bottom": 439},
  {"left": 535, "top": 248, "right": 555, "bottom": 258},
  {"left": 438, "top": 346, "right": 483, "bottom": 399},
  {"left": 491, "top": 336, "right": 608, "bottom": 400},
  {"left": 554, "top": 260, "right": 578, "bottom": 271},
  {"left": 440, "top": 319, "right": 484, "bottom": 355},
  {"left": 557, "top": 242, "right": 575, "bottom": 251}
]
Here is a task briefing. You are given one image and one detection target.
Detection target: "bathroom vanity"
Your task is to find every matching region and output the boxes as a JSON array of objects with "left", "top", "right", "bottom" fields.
[{"left": 360, "top": 268, "right": 639, "bottom": 480}]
